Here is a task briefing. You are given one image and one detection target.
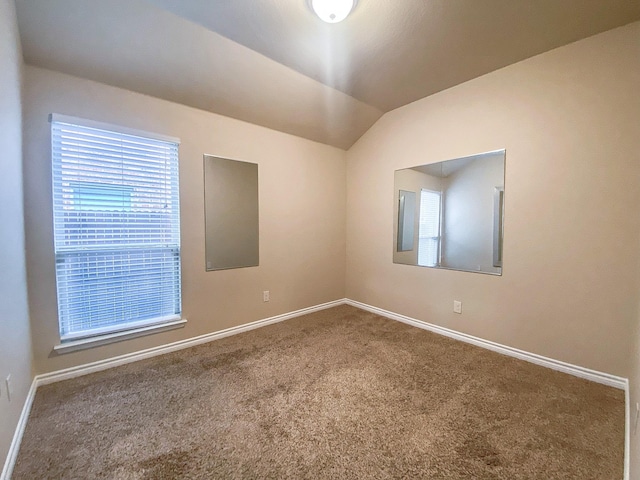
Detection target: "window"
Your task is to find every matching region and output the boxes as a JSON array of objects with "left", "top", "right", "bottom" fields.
[
  {"left": 417, "top": 189, "right": 441, "bottom": 267},
  {"left": 70, "top": 183, "right": 133, "bottom": 211},
  {"left": 51, "top": 114, "right": 181, "bottom": 342}
]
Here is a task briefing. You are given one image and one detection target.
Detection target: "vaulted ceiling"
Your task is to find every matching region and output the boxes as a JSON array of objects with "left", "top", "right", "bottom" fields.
[{"left": 15, "top": 0, "right": 640, "bottom": 149}]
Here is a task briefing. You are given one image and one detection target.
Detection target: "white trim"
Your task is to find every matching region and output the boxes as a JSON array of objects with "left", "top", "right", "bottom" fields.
[
  {"left": 48, "top": 113, "right": 181, "bottom": 145},
  {"left": 624, "top": 379, "right": 630, "bottom": 480},
  {"left": 347, "top": 299, "right": 630, "bottom": 479},
  {"left": 38, "top": 299, "right": 344, "bottom": 385},
  {"left": 1, "top": 379, "right": 37, "bottom": 480},
  {"left": 61, "top": 314, "right": 183, "bottom": 342},
  {"left": 345, "top": 299, "right": 627, "bottom": 390},
  {"left": 54, "top": 318, "right": 187, "bottom": 354},
  {"left": 3, "top": 298, "right": 630, "bottom": 480},
  {"left": 1, "top": 299, "right": 344, "bottom": 478}
]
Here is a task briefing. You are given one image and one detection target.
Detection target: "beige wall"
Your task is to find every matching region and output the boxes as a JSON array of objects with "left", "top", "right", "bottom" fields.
[
  {"left": 23, "top": 66, "right": 346, "bottom": 374},
  {"left": 346, "top": 21, "right": 640, "bottom": 381},
  {"left": 0, "top": 0, "right": 33, "bottom": 470},
  {"left": 12, "top": 17, "right": 640, "bottom": 480}
]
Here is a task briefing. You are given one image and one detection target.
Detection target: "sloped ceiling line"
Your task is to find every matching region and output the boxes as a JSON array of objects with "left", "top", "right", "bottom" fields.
[{"left": 15, "top": 0, "right": 640, "bottom": 149}]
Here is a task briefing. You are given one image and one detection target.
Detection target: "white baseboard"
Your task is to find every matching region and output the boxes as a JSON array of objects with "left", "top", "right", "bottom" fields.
[
  {"left": 36, "top": 299, "right": 346, "bottom": 386},
  {"left": 0, "top": 298, "right": 345, "bottom": 478},
  {"left": 625, "top": 380, "right": 630, "bottom": 480},
  {"left": 43, "top": 298, "right": 624, "bottom": 389},
  {"left": 1, "top": 379, "right": 37, "bottom": 480},
  {"left": 345, "top": 299, "right": 630, "bottom": 480},
  {"left": 3, "top": 298, "right": 630, "bottom": 480},
  {"left": 345, "top": 299, "right": 627, "bottom": 390}
]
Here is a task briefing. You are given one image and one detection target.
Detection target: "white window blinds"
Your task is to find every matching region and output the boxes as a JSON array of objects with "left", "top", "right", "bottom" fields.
[
  {"left": 418, "top": 189, "right": 441, "bottom": 267},
  {"left": 51, "top": 114, "right": 181, "bottom": 341}
]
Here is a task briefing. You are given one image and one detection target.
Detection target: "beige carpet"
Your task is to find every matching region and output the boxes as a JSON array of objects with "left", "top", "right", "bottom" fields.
[{"left": 13, "top": 305, "right": 624, "bottom": 479}]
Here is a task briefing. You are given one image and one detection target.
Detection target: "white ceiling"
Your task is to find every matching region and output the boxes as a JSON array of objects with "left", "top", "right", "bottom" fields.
[{"left": 15, "top": 0, "right": 640, "bottom": 149}]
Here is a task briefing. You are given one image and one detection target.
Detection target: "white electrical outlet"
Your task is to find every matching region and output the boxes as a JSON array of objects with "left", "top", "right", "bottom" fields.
[
  {"left": 453, "top": 300, "right": 462, "bottom": 314},
  {"left": 5, "top": 375, "right": 12, "bottom": 402},
  {"left": 263, "top": 290, "right": 270, "bottom": 302}
]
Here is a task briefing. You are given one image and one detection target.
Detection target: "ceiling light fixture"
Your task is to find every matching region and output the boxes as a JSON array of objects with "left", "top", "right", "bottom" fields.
[{"left": 310, "top": 0, "right": 356, "bottom": 24}]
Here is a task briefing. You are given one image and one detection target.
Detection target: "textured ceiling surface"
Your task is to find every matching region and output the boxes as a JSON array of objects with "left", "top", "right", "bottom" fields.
[
  {"left": 147, "top": 0, "right": 640, "bottom": 112},
  {"left": 15, "top": 0, "right": 640, "bottom": 149}
]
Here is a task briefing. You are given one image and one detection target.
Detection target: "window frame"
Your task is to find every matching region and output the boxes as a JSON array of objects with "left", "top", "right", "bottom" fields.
[
  {"left": 49, "top": 114, "right": 184, "bottom": 350},
  {"left": 417, "top": 188, "right": 442, "bottom": 268}
]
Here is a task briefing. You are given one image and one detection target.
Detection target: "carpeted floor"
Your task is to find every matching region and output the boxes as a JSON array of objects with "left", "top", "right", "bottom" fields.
[{"left": 13, "top": 305, "right": 624, "bottom": 479}]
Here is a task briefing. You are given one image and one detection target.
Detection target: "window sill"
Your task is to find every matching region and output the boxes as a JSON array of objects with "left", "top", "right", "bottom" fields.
[{"left": 53, "top": 318, "right": 187, "bottom": 354}]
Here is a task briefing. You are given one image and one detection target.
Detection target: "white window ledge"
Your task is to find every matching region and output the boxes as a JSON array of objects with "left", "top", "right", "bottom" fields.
[{"left": 54, "top": 319, "right": 187, "bottom": 354}]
